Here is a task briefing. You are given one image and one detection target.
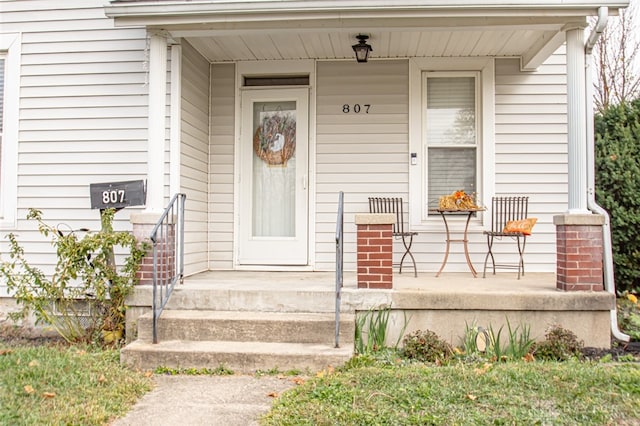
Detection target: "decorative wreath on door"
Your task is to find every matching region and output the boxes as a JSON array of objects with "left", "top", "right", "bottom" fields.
[{"left": 253, "top": 112, "right": 296, "bottom": 166}]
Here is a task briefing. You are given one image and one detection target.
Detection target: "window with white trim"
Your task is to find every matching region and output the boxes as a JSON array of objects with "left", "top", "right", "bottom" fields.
[
  {"left": 425, "top": 73, "right": 479, "bottom": 210},
  {"left": 0, "top": 33, "right": 20, "bottom": 229},
  {"left": 408, "top": 58, "right": 494, "bottom": 229},
  {"left": 0, "top": 53, "right": 7, "bottom": 219}
]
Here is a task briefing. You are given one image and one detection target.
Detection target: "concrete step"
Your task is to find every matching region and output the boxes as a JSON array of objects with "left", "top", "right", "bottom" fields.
[
  {"left": 136, "top": 310, "right": 355, "bottom": 345},
  {"left": 129, "top": 285, "right": 346, "bottom": 313},
  {"left": 167, "top": 287, "right": 339, "bottom": 312},
  {"left": 120, "top": 340, "right": 353, "bottom": 374}
]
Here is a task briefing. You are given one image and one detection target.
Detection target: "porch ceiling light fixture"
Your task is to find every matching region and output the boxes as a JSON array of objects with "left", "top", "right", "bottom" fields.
[{"left": 352, "top": 34, "right": 372, "bottom": 63}]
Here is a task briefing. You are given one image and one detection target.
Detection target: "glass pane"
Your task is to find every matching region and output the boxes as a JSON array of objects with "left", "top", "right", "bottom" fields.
[
  {"left": 427, "top": 77, "right": 475, "bottom": 146},
  {"left": 251, "top": 101, "right": 297, "bottom": 237},
  {"left": 428, "top": 147, "right": 476, "bottom": 210}
]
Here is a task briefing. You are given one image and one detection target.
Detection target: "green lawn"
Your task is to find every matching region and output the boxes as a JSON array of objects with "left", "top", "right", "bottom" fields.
[
  {"left": 262, "top": 359, "right": 640, "bottom": 425},
  {"left": 1, "top": 341, "right": 638, "bottom": 425},
  {"left": 0, "top": 344, "right": 152, "bottom": 426}
]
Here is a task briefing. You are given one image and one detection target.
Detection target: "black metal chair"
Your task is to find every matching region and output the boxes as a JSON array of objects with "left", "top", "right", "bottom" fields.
[
  {"left": 483, "top": 196, "right": 530, "bottom": 279},
  {"left": 368, "top": 197, "right": 418, "bottom": 277}
]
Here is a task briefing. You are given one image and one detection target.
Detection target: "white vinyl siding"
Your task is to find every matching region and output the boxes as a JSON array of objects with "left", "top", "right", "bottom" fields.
[
  {"left": 181, "top": 41, "right": 210, "bottom": 275},
  {"left": 209, "top": 63, "right": 235, "bottom": 269},
  {"left": 493, "top": 54, "right": 567, "bottom": 270},
  {"left": 0, "top": 1, "right": 150, "bottom": 277},
  {"left": 315, "top": 60, "right": 409, "bottom": 271},
  {"left": 404, "top": 55, "right": 562, "bottom": 273}
]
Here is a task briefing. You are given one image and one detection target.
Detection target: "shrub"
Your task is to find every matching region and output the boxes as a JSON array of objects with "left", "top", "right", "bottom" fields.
[
  {"left": 0, "top": 209, "right": 147, "bottom": 346},
  {"left": 401, "top": 329, "right": 453, "bottom": 363},
  {"left": 595, "top": 98, "right": 640, "bottom": 294},
  {"left": 531, "top": 325, "right": 584, "bottom": 361}
]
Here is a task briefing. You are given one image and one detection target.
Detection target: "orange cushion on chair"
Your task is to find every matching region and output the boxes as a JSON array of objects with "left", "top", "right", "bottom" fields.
[{"left": 503, "top": 218, "right": 537, "bottom": 235}]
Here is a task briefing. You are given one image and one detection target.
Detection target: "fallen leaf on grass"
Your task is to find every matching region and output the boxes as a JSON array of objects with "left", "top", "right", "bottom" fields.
[
  {"left": 466, "top": 394, "right": 477, "bottom": 401},
  {"left": 0, "top": 349, "right": 13, "bottom": 355},
  {"left": 24, "top": 385, "right": 35, "bottom": 395},
  {"left": 98, "top": 375, "right": 107, "bottom": 384},
  {"left": 474, "top": 363, "right": 492, "bottom": 374},
  {"left": 42, "top": 392, "right": 56, "bottom": 399},
  {"left": 28, "top": 360, "right": 40, "bottom": 367},
  {"left": 291, "top": 377, "right": 305, "bottom": 386}
]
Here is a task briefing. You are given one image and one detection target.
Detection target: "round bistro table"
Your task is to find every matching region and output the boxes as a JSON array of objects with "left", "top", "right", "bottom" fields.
[{"left": 431, "top": 207, "right": 485, "bottom": 277}]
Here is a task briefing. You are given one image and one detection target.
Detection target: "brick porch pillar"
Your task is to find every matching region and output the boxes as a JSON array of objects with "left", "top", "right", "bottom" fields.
[
  {"left": 355, "top": 213, "right": 395, "bottom": 289},
  {"left": 553, "top": 214, "right": 605, "bottom": 291},
  {"left": 130, "top": 213, "right": 175, "bottom": 286}
]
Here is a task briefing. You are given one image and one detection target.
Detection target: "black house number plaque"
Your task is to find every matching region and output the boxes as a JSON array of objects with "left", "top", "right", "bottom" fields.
[{"left": 90, "top": 180, "right": 146, "bottom": 210}]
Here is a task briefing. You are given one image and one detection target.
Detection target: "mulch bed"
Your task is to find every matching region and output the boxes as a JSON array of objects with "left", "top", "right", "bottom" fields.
[{"left": 582, "top": 341, "right": 640, "bottom": 361}]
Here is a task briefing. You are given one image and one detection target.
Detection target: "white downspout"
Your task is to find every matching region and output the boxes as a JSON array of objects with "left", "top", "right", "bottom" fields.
[{"left": 585, "top": 6, "right": 631, "bottom": 342}]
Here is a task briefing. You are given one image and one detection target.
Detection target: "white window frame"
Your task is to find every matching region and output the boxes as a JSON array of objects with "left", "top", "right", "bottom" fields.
[
  {"left": 0, "top": 33, "right": 20, "bottom": 230},
  {"left": 408, "top": 58, "right": 495, "bottom": 231},
  {"left": 424, "top": 71, "right": 480, "bottom": 211}
]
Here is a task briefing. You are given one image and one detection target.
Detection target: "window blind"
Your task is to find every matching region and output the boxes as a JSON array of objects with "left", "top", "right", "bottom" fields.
[{"left": 426, "top": 76, "right": 477, "bottom": 209}]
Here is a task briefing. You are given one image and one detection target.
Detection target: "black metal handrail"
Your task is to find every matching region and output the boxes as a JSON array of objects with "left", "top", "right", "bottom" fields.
[
  {"left": 334, "top": 191, "right": 344, "bottom": 348},
  {"left": 151, "top": 193, "right": 186, "bottom": 344}
]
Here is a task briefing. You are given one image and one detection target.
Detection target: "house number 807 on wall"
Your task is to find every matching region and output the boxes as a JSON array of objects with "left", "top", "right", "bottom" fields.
[{"left": 342, "top": 104, "right": 371, "bottom": 113}]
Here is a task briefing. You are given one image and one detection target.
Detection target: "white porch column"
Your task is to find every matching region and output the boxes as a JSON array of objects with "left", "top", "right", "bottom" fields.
[
  {"left": 565, "top": 24, "right": 590, "bottom": 214},
  {"left": 169, "top": 43, "right": 182, "bottom": 197},
  {"left": 145, "top": 32, "right": 168, "bottom": 213}
]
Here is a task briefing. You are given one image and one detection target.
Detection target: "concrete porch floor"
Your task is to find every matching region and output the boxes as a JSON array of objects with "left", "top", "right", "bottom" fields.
[
  {"left": 126, "top": 270, "right": 615, "bottom": 348},
  {"left": 182, "top": 270, "right": 557, "bottom": 292}
]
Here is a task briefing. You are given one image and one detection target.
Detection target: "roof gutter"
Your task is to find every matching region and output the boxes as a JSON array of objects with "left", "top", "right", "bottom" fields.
[{"left": 584, "top": 6, "right": 630, "bottom": 342}]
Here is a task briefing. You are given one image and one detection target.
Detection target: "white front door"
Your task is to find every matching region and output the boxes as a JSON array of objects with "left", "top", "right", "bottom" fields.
[{"left": 238, "top": 88, "right": 309, "bottom": 265}]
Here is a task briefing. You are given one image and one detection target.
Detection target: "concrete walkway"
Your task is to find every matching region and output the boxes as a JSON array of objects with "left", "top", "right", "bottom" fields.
[{"left": 111, "top": 374, "right": 299, "bottom": 426}]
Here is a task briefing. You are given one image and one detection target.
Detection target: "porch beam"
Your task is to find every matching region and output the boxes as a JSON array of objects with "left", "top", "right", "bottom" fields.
[
  {"left": 167, "top": 20, "right": 569, "bottom": 38},
  {"left": 565, "top": 24, "right": 590, "bottom": 214},
  {"left": 109, "top": 13, "right": 598, "bottom": 30},
  {"left": 146, "top": 31, "right": 168, "bottom": 213},
  {"left": 520, "top": 29, "right": 566, "bottom": 71},
  {"left": 106, "top": 0, "right": 629, "bottom": 22}
]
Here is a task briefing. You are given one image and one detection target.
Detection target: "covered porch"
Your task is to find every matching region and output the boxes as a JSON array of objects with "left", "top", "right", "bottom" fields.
[{"left": 104, "top": 1, "right": 626, "bottom": 276}]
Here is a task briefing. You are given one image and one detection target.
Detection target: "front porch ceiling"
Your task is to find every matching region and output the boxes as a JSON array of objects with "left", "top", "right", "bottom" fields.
[
  {"left": 181, "top": 25, "right": 565, "bottom": 67},
  {"left": 106, "top": 1, "right": 627, "bottom": 69}
]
